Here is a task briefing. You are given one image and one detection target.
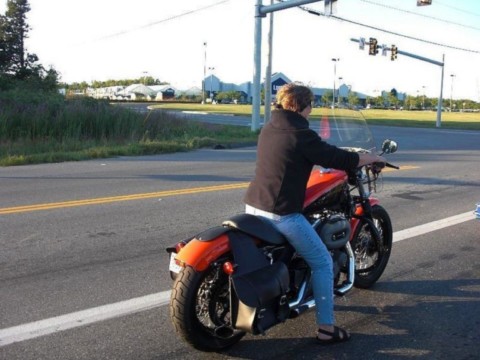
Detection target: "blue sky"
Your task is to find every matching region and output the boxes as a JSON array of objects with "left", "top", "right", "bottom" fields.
[{"left": 2, "top": 0, "right": 479, "bottom": 100}]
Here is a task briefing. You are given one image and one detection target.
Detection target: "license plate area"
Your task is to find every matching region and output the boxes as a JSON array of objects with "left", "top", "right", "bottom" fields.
[{"left": 169, "top": 252, "right": 182, "bottom": 274}]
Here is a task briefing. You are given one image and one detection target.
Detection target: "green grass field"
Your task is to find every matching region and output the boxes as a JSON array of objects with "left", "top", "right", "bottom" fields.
[{"left": 150, "top": 103, "right": 480, "bottom": 130}]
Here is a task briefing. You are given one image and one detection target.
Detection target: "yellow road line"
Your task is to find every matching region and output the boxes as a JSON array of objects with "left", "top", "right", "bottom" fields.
[
  {"left": 0, "top": 183, "right": 250, "bottom": 215},
  {"left": 385, "top": 165, "right": 419, "bottom": 172},
  {"left": 0, "top": 165, "right": 419, "bottom": 215}
]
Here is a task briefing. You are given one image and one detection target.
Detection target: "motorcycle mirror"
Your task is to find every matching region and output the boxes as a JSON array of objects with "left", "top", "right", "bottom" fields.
[{"left": 381, "top": 139, "right": 398, "bottom": 154}]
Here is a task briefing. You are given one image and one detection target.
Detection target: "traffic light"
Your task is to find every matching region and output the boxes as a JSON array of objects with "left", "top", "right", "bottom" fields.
[
  {"left": 369, "top": 38, "right": 378, "bottom": 56},
  {"left": 391, "top": 45, "right": 398, "bottom": 61},
  {"left": 417, "top": 0, "right": 432, "bottom": 6}
]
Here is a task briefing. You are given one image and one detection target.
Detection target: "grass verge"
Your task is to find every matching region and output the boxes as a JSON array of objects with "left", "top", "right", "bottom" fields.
[
  {"left": 152, "top": 103, "right": 480, "bottom": 130},
  {"left": 0, "top": 98, "right": 258, "bottom": 167}
]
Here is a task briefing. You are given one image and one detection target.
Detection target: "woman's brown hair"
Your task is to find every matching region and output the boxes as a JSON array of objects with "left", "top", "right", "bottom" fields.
[{"left": 275, "top": 83, "right": 313, "bottom": 112}]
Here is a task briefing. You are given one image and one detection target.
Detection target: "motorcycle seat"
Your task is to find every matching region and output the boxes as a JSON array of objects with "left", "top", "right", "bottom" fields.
[{"left": 223, "top": 213, "right": 287, "bottom": 245}]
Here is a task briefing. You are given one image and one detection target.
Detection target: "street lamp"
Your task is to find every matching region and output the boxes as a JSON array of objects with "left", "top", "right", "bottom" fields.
[
  {"left": 208, "top": 67, "right": 215, "bottom": 101},
  {"left": 338, "top": 76, "right": 343, "bottom": 105},
  {"left": 422, "top": 85, "right": 426, "bottom": 109},
  {"left": 449, "top": 74, "right": 456, "bottom": 112},
  {"left": 142, "top": 71, "right": 148, "bottom": 85},
  {"left": 331, "top": 58, "right": 339, "bottom": 108},
  {"left": 202, "top": 42, "right": 207, "bottom": 104}
]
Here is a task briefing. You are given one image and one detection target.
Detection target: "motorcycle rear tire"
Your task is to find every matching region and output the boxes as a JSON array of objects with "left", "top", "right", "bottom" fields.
[
  {"left": 170, "top": 265, "right": 245, "bottom": 351},
  {"left": 352, "top": 205, "right": 393, "bottom": 289}
]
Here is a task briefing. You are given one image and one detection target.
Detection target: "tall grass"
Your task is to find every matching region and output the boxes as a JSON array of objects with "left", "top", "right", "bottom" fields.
[
  {"left": 0, "top": 90, "right": 257, "bottom": 166},
  {"left": 0, "top": 92, "right": 142, "bottom": 141}
]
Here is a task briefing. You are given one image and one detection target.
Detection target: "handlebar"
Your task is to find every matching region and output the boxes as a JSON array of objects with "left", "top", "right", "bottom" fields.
[
  {"left": 385, "top": 162, "right": 400, "bottom": 170},
  {"left": 348, "top": 160, "right": 399, "bottom": 187},
  {"left": 369, "top": 161, "right": 399, "bottom": 175},
  {"left": 371, "top": 161, "right": 400, "bottom": 170}
]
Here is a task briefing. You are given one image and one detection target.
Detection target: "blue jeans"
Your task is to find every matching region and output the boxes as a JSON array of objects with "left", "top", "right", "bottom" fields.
[{"left": 245, "top": 206, "right": 334, "bottom": 325}]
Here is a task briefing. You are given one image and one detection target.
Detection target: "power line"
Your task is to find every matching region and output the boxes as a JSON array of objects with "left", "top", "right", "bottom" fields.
[
  {"left": 276, "top": 0, "right": 480, "bottom": 54},
  {"left": 359, "top": 0, "right": 480, "bottom": 32},
  {"left": 334, "top": 16, "right": 480, "bottom": 54},
  {"left": 93, "top": 0, "right": 231, "bottom": 42},
  {"left": 435, "top": 0, "right": 480, "bottom": 18}
]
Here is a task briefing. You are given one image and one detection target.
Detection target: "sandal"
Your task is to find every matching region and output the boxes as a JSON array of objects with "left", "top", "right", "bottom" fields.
[{"left": 316, "top": 326, "right": 351, "bottom": 345}]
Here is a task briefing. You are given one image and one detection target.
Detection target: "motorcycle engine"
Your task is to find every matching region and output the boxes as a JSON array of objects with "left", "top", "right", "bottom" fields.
[{"left": 315, "top": 214, "right": 351, "bottom": 250}]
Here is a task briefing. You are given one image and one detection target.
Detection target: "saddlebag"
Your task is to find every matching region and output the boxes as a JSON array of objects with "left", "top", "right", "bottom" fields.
[{"left": 228, "top": 231, "right": 290, "bottom": 335}]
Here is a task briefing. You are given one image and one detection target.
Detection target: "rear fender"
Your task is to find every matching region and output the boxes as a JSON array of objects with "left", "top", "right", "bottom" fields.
[{"left": 174, "top": 234, "right": 230, "bottom": 272}]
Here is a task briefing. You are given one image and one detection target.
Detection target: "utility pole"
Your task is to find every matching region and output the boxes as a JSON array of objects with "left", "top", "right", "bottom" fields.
[
  {"left": 264, "top": 0, "right": 274, "bottom": 124},
  {"left": 251, "top": 0, "right": 321, "bottom": 132}
]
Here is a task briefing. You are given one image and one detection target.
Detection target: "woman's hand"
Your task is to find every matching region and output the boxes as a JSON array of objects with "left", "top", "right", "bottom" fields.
[{"left": 357, "top": 153, "right": 387, "bottom": 167}]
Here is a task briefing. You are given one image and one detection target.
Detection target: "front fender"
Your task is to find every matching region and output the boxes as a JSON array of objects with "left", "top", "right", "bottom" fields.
[{"left": 175, "top": 234, "right": 230, "bottom": 272}]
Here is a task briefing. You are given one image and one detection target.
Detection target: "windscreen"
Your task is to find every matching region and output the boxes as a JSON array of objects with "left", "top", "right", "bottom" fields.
[{"left": 313, "top": 108, "right": 376, "bottom": 153}]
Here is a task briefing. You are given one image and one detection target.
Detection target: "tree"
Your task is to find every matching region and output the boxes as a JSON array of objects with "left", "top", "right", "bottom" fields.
[
  {"left": 2, "top": 0, "right": 31, "bottom": 76},
  {"left": 372, "top": 95, "right": 384, "bottom": 108},
  {"left": 0, "top": 0, "right": 58, "bottom": 90},
  {"left": 0, "top": 14, "right": 8, "bottom": 73},
  {"left": 322, "top": 90, "right": 333, "bottom": 107},
  {"left": 87, "top": 77, "right": 169, "bottom": 88},
  {"left": 215, "top": 91, "right": 241, "bottom": 103},
  {"left": 387, "top": 92, "right": 399, "bottom": 109},
  {"left": 347, "top": 91, "right": 359, "bottom": 107},
  {"left": 405, "top": 95, "right": 415, "bottom": 110}
]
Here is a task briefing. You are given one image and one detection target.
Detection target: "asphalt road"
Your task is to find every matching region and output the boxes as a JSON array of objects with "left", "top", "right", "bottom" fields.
[{"left": 0, "top": 123, "right": 479, "bottom": 359}]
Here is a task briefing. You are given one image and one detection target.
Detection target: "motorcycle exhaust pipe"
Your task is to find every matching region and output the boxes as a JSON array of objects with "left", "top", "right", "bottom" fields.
[
  {"left": 289, "top": 243, "right": 355, "bottom": 318},
  {"left": 288, "top": 273, "right": 314, "bottom": 318},
  {"left": 289, "top": 299, "right": 316, "bottom": 318}
]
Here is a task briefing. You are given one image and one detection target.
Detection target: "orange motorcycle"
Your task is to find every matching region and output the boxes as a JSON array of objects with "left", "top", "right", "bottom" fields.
[{"left": 166, "top": 108, "right": 399, "bottom": 351}]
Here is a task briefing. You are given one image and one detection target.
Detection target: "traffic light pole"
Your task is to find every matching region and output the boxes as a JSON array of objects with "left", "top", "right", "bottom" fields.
[{"left": 351, "top": 38, "right": 445, "bottom": 127}]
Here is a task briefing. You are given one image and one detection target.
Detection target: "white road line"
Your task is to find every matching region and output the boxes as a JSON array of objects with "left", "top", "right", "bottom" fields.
[
  {"left": 0, "top": 211, "right": 477, "bottom": 347},
  {"left": 393, "top": 211, "right": 476, "bottom": 242},
  {"left": 0, "top": 292, "right": 170, "bottom": 347}
]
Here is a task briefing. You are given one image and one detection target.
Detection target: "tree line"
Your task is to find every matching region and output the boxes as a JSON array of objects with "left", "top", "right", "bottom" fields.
[
  {"left": 367, "top": 89, "right": 480, "bottom": 111},
  {"left": 62, "top": 77, "right": 171, "bottom": 92}
]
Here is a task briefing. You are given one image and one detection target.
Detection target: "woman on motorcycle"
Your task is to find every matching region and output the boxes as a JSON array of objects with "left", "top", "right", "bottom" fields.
[{"left": 244, "top": 83, "right": 386, "bottom": 344}]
